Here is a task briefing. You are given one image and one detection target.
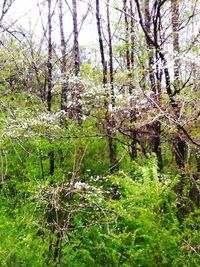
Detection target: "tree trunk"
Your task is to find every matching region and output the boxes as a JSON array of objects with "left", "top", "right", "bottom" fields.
[
  {"left": 47, "top": 0, "right": 55, "bottom": 177},
  {"left": 47, "top": 0, "right": 53, "bottom": 112},
  {"left": 59, "top": 0, "right": 68, "bottom": 112},
  {"left": 96, "top": 0, "right": 117, "bottom": 172},
  {"left": 123, "top": 0, "right": 130, "bottom": 71},
  {"left": 107, "top": 0, "right": 114, "bottom": 107},
  {"left": 72, "top": 0, "right": 82, "bottom": 122},
  {"left": 171, "top": 0, "right": 185, "bottom": 169},
  {"left": 125, "top": 0, "right": 137, "bottom": 160},
  {"left": 72, "top": 0, "right": 80, "bottom": 76},
  {"left": 95, "top": 0, "right": 107, "bottom": 85},
  {"left": 129, "top": 0, "right": 135, "bottom": 70},
  {"left": 107, "top": 0, "right": 118, "bottom": 172},
  {"left": 143, "top": 0, "right": 162, "bottom": 167}
]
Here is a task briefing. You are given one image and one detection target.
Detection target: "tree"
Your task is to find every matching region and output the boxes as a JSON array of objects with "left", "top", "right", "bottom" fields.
[
  {"left": 47, "top": 0, "right": 55, "bottom": 179},
  {"left": 47, "top": 0, "right": 53, "bottom": 113},
  {"left": 0, "top": 0, "right": 200, "bottom": 265},
  {"left": 72, "top": 0, "right": 82, "bottom": 122},
  {"left": 95, "top": 0, "right": 118, "bottom": 172},
  {"left": 171, "top": 0, "right": 186, "bottom": 169},
  {"left": 59, "top": 0, "right": 68, "bottom": 112},
  {"left": 134, "top": 0, "right": 163, "bottom": 166}
]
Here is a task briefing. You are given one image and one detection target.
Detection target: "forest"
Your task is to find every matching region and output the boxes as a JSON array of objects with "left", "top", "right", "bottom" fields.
[{"left": 0, "top": 0, "right": 199, "bottom": 266}]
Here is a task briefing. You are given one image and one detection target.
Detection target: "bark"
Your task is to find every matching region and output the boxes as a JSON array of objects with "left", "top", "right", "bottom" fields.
[
  {"left": 144, "top": 0, "right": 156, "bottom": 94},
  {"left": 47, "top": 0, "right": 53, "bottom": 112},
  {"left": 129, "top": 0, "right": 135, "bottom": 69},
  {"left": 123, "top": 0, "right": 130, "bottom": 70},
  {"left": 72, "top": 0, "right": 82, "bottom": 122},
  {"left": 59, "top": 0, "right": 68, "bottom": 112},
  {"left": 47, "top": 0, "right": 55, "bottom": 177},
  {"left": 171, "top": 0, "right": 185, "bottom": 169},
  {"left": 72, "top": 0, "right": 80, "bottom": 76},
  {"left": 130, "top": 110, "right": 137, "bottom": 160},
  {"left": 96, "top": 0, "right": 117, "bottom": 172},
  {"left": 143, "top": 0, "right": 162, "bottom": 167},
  {"left": 172, "top": 0, "right": 180, "bottom": 88},
  {"left": 128, "top": 0, "right": 137, "bottom": 160},
  {"left": 107, "top": 0, "right": 118, "bottom": 172},
  {"left": 96, "top": 0, "right": 107, "bottom": 85},
  {"left": 107, "top": 0, "right": 115, "bottom": 107}
]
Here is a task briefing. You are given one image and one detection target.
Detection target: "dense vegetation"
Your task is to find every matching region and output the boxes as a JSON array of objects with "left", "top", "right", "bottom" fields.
[{"left": 0, "top": 0, "right": 199, "bottom": 266}]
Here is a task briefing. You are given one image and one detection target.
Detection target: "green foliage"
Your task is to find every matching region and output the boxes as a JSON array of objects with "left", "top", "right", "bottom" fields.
[
  {"left": 0, "top": 182, "right": 48, "bottom": 267},
  {"left": 1, "top": 156, "right": 199, "bottom": 266},
  {"left": 0, "top": 1, "right": 200, "bottom": 265},
  {"left": 0, "top": 93, "right": 199, "bottom": 266}
]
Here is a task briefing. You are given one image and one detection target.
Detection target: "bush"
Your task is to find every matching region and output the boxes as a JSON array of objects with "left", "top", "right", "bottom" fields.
[{"left": 0, "top": 157, "right": 199, "bottom": 266}]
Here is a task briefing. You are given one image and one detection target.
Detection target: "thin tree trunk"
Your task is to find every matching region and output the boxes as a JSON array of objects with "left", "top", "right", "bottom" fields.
[
  {"left": 125, "top": 0, "right": 137, "bottom": 160},
  {"left": 143, "top": 0, "right": 162, "bottom": 167},
  {"left": 107, "top": 0, "right": 118, "bottom": 172},
  {"left": 107, "top": 0, "right": 114, "bottom": 107},
  {"left": 129, "top": 0, "right": 135, "bottom": 70},
  {"left": 144, "top": 0, "right": 157, "bottom": 94},
  {"left": 123, "top": 0, "right": 130, "bottom": 71},
  {"left": 47, "top": 2, "right": 55, "bottom": 259},
  {"left": 171, "top": 0, "right": 185, "bottom": 169},
  {"left": 72, "top": 0, "right": 82, "bottom": 122},
  {"left": 59, "top": 0, "right": 68, "bottom": 112},
  {"left": 47, "top": 0, "right": 53, "bottom": 112},
  {"left": 96, "top": 0, "right": 117, "bottom": 172},
  {"left": 96, "top": 0, "right": 107, "bottom": 85},
  {"left": 72, "top": 0, "right": 80, "bottom": 76},
  {"left": 47, "top": 0, "right": 55, "bottom": 176}
]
